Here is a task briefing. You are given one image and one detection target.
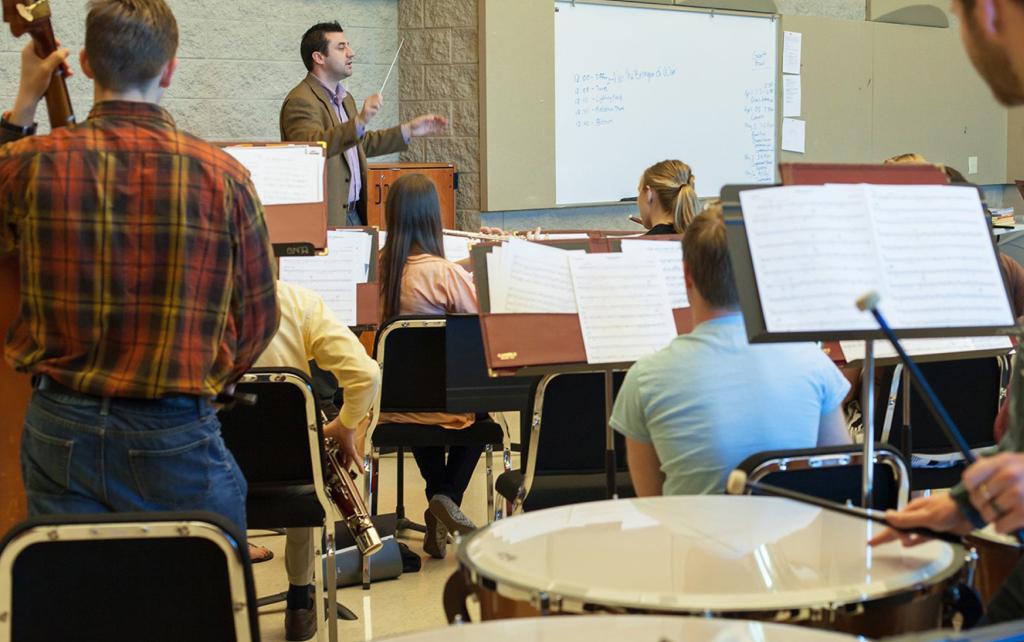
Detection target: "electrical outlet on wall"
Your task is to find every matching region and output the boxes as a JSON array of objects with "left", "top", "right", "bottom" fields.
[{"left": 968, "top": 156, "right": 979, "bottom": 175}]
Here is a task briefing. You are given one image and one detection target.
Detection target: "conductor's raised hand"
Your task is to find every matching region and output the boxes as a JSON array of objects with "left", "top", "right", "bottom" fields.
[
  {"left": 405, "top": 114, "right": 448, "bottom": 137},
  {"left": 868, "top": 493, "right": 972, "bottom": 547},
  {"left": 11, "top": 42, "right": 71, "bottom": 126},
  {"left": 963, "top": 452, "right": 1024, "bottom": 534},
  {"left": 358, "top": 93, "right": 383, "bottom": 127}
]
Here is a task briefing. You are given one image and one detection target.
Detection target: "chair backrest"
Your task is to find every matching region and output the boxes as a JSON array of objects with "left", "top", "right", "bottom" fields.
[
  {"left": 373, "top": 316, "right": 447, "bottom": 413},
  {"left": 218, "top": 367, "right": 324, "bottom": 486},
  {"left": 444, "top": 314, "right": 537, "bottom": 414},
  {"left": 522, "top": 372, "right": 629, "bottom": 477},
  {"left": 874, "top": 357, "right": 1003, "bottom": 455},
  {"left": 735, "top": 444, "right": 910, "bottom": 510},
  {"left": 0, "top": 512, "right": 259, "bottom": 642}
]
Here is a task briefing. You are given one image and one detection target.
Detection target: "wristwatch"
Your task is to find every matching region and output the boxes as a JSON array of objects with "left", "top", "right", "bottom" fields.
[{"left": 0, "top": 112, "right": 37, "bottom": 136}]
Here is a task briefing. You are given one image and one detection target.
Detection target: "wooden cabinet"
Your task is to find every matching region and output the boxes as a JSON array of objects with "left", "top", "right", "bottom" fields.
[{"left": 366, "top": 162, "right": 457, "bottom": 229}]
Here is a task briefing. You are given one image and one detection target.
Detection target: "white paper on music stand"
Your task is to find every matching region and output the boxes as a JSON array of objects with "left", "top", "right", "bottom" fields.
[
  {"left": 620, "top": 239, "right": 688, "bottom": 308},
  {"left": 839, "top": 336, "right": 1012, "bottom": 363},
  {"left": 739, "top": 184, "right": 1014, "bottom": 334},
  {"left": 442, "top": 234, "right": 473, "bottom": 263},
  {"left": 865, "top": 184, "right": 1013, "bottom": 329},
  {"left": 486, "top": 249, "right": 507, "bottom": 312},
  {"left": 492, "top": 239, "right": 578, "bottom": 313},
  {"left": 279, "top": 229, "right": 372, "bottom": 325},
  {"left": 570, "top": 253, "right": 677, "bottom": 364},
  {"left": 224, "top": 145, "right": 324, "bottom": 206}
]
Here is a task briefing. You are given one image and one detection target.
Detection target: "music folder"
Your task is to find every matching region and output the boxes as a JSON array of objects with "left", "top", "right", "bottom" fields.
[
  {"left": 470, "top": 235, "right": 693, "bottom": 374},
  {"left": 219, "top": 141, "right": 328, "bottom": 252}
]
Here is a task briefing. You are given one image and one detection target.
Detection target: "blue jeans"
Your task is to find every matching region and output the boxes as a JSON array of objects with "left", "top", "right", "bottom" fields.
[{"left": 20, "top": 388, "right": 248, "bottom": 534}]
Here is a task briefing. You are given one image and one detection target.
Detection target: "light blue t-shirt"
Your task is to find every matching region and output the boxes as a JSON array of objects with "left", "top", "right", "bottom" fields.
[{"left": 610, "top": 313, "right": 849, "bottom": 496}]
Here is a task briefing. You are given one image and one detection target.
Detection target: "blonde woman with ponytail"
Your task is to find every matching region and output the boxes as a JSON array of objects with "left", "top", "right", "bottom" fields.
[{"left": 637, "top": 160, "right": 701, "bottom": 235}]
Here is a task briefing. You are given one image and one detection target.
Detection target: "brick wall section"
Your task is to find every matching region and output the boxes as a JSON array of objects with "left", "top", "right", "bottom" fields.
[
  {"left": 398, "top": 0, "right": 481, "bottom": 230},
  {"left": 0, "top": 1, "right": 401, "bottom": 148}
]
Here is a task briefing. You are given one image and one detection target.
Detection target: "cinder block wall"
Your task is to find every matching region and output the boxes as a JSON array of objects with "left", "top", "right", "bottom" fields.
[
  {"left": 0, "top": 1, "right": 401, "bottom": 146},
  {"left": 397, "top": 0, "right": 479, "bottom": 229}
]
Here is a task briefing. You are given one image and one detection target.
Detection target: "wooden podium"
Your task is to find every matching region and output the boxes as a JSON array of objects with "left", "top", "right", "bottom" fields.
[{"left": 366, "top": 162, "right": 456, "bottom": 229}]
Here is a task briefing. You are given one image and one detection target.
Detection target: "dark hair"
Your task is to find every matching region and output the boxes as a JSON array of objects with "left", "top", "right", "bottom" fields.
[
  {"left": 379, "top": 174, "right": 445, "bottom": 319},
  {"left": 943, "top": 165, "right": 969, "bottom": 184},
  {"left": 300, "top": 21, "right": 344, "bottom": 72},
  {"left": 682, "top": 204, "right": 738, "bottom": 308},
  {"left": 85, "top": 0, "right": 178, "bottom": 91}
]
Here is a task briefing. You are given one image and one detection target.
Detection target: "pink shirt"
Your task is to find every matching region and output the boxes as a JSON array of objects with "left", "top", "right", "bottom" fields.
[
  {"left": 380, "top": 254, "right": 478, "bottom": 429},
  {"left": 318, "top": 80, "right": 362, "bottom": 207}
]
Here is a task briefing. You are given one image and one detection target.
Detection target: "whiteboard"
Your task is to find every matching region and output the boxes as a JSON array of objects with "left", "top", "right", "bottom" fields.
[{"left": 554, "top": 1, "right": 777, "bottom": 205}]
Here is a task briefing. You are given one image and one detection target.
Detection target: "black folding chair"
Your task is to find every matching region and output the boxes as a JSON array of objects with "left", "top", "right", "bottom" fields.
[
  {"left": 734, "top": 444, "right": 910, "bottom": 510},
  {"left": 365, "top": 316, "right": 508, "bottom": 523},
  {"left": 874, "top": 357, "right": 1008, "bottom": 490},
  {"left": 218, "top": 367, "right": 349, "bottom": 641},
  {"left": 0, "top": 511, "right": 259, "bottom": 642},
  {"left": 495, "top": 371, "right": 634, "bottom": 514}
]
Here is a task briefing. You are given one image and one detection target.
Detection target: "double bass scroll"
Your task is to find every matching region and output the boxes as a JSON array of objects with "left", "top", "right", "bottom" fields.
[
  {"left": 1, "top": 0, "right": 76, "bottom": 536},
  {"left": 3, "top": 0, "right": 75, "bottom": 127}
]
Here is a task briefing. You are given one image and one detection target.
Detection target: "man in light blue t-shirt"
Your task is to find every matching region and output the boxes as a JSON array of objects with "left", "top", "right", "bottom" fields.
[{"left": 610, "top": 207, "right": 851, "bottom": 496}]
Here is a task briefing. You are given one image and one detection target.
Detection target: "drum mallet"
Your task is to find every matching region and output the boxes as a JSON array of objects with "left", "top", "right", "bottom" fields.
[
  {"left": 856, "top": 291, "right": 1024, "bottom": 545},
  {"left": 726, "top": 470, "right": 963, "bottom": 545}
]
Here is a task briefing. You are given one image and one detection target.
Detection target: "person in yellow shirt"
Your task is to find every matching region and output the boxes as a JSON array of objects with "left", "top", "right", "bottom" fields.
[{"left": 254, "top": 278, "right": 380, "bottom": 641}]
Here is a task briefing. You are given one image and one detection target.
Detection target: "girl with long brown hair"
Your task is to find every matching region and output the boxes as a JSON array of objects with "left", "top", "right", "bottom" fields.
[{"left": 377, "top": 173, "right": 483, "bottom": 559}]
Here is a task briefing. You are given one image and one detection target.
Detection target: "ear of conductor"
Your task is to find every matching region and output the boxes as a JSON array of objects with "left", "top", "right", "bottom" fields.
[{"left": 725, "top": 470, "right": 749, "bottom": 495}]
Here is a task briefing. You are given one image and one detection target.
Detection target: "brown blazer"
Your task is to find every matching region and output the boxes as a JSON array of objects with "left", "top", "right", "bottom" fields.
[{"left": 280, "top": 74, "right": 408, "bottom": 226}]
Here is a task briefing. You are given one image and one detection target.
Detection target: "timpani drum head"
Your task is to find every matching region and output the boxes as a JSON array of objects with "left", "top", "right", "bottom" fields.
[
  {"left": 458, "top": 496, "right": 963, "bottom": 614},
  {"left": 382, "top": 615, "right": 863, "bottom": 641}
]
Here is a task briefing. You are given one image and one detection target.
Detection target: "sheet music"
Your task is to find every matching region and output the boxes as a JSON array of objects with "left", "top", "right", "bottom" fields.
[
  {"left": 224, "top": 145, "right": 324, "bottom": 206},
  {"left": 740, "top": 184, "right": 1014, "bottom": 335},
  {"left": 442, "top": 234, "right": 473, "bottom": 263},
  {"left": 278, "top": 230, "right": 372, "bottom": 325},
  {"left": 741, "top": 185, "right": 882, "bottom": 333},
  {"left": 491, "top": 239, "right": 578, "bottom": 313},
  {"left": 620, "top": 239, "right": 688, "bottom": 308},
  {"left": 839, "top": 336, "right": 1013, "bottom": 363},
  {"left": 866, "top": 184, "right": 1014, "bottom": 329},
  {"left": 570, "top": 253, "right": 677, "bottom": 364}
]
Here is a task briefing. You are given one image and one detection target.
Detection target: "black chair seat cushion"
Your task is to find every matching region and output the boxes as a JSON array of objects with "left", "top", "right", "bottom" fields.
[
  {"left": 246, "top": 483, "right": 326, "bottom": 530},
  {"left": 496, "top": 470, "right": 635, "bottom": 512},
  {"left": 910, "top": 464, "right": 965, "bottom": 491},
  {"left": 372, "top": 420, "right": 504, "bottom": 449}
]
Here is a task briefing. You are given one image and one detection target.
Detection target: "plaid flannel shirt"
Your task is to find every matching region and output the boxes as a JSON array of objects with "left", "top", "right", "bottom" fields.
[{"left": 0, "top": 101, "right": 279, "bottom": 398}]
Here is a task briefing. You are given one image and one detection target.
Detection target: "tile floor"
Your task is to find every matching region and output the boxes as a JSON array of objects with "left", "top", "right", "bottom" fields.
[{"left": 250, "top": 449, "right": 517, "bottom": 641}]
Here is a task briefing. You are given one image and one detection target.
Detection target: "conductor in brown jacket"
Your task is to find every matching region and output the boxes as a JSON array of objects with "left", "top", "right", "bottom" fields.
[{"left": 280, "top": 22, "right": 447, "bottom": 226}]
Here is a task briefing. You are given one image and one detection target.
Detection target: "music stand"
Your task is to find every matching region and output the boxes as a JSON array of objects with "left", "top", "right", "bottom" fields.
[
  {"left": 470, "top": 236, "right": 693, "bottom": 499},
  {"left": 722, "top": 176, "right": 1017, "bottom": 508}
]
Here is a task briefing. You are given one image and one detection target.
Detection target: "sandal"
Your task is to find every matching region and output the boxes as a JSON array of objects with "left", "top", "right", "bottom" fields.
[{"left": 248, "top": 542, "right": 275, "bottom": 564}]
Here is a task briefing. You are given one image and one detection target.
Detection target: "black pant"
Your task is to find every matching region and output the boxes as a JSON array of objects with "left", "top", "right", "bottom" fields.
[
  {"left": 981, "top": 554, "right": 1024, "bottom": 626},
  {"left": 411, "top": 445, "right": 485, "bottom": 506}
]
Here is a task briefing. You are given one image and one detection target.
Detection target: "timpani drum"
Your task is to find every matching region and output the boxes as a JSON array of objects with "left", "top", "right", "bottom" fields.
[
  {"left": 456, "top": 496, "right": 967, "bottom": 638},
  {"left": 384, "top": 615, "right": 862, "bottom": 642},
  {"left": 965, "top": 526, "right": 1024, "bottom": 605}
]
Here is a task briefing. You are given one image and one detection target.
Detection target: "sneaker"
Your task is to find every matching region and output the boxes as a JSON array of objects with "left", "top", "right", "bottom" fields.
[
  {"left": 423, "top": 507, "right": 448, "bottom": 559},
  {"left": 846, "top": 399, "right": 864, "bottom": 444},
  {"left": 429, "top": 494, "right": 476, "bottom": 536}
]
